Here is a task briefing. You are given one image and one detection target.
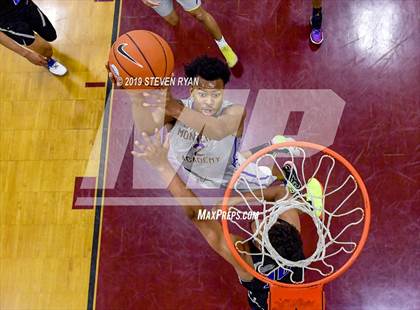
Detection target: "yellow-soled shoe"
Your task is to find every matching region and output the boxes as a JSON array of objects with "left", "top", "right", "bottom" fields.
[
  {"left": 306, "top": 178, "right": 324, "bottom": 217},
  {"left": 220, "top": 45, "right": 238, "bottom": 68}
]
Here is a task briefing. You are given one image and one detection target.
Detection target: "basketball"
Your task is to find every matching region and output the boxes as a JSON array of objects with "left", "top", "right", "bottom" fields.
[{"left": 108, "top": 30, "right": 174, "bottom": 89}]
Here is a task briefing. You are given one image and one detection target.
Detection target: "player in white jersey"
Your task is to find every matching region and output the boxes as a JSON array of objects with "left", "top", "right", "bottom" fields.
[{"left": 131, "top": 55, "right": 286, "bottom": 190}]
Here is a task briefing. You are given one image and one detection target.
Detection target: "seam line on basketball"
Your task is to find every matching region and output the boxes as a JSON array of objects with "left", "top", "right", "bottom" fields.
[
  {"left": 148, "top": 31, "right": 168, "bottom": 77},
  {"left": 126, "top": 32, "right": 157, "bottom": 78}
]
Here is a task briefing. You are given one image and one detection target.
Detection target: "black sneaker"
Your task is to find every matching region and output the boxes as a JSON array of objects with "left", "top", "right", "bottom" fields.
[{"left": 281, "top": 163, "right": 302, "bottom": 193}]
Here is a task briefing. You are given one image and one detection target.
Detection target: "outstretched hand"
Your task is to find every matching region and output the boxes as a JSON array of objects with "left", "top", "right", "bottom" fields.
[
  {"left": 140, "top": 87, "right": 173, "bottom": 107},
  {"left": 131, "top": 128, "right": 170, "bottom": 171},
  {"left": 140, "top": 87, "right": 182, "bottom": 118},
  {"left": 105, "top": 63, "right": 123, "bottom": 88}
]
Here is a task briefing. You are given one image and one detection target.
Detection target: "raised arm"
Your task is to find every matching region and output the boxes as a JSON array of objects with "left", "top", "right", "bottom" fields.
[
  {"left": 129, "top": 89, "right": 177, "bottom": 135},
  {"left": 134, "top": 88, "right": 245, "bottom": 139},
  {"left": 165, "top": 96, "right": 246, "bottom": 140}
]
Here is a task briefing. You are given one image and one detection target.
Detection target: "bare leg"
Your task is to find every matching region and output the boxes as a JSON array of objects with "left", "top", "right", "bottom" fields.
[
  {"left": 187, "top": 6, "right": 222, "bottom": 40},
  {"left": 187, "top": 6, "right": 238, "bottom": 67},
  {"left": 162, "top": 10, "right": 180, "bottom": 27},
  {"left": 27, "top": 34, "right": 53, "bottom": 58},
  {"left": 27, "top": 33, "right": 67, "bottom": 75}
]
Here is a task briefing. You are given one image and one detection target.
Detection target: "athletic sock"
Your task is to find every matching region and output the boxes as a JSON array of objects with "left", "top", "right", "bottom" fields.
[
  {"left": 215, "top": 36, "right": 228, "bottom": 49},
  {"left": 312, "top": 7, "right": 322, "bottom": 29}
]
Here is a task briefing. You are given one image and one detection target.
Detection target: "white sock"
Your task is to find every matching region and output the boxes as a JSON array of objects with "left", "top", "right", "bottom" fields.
[{"left": 215, "top": 36, "right": 228, "bottom": 49}]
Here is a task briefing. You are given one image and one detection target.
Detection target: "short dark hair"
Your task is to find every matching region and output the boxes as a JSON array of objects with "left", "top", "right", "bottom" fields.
[
  {"left": 268, "top": 219, "right": 305, "bottom": 262},
  {"left": 184, "top": 55, "right": 231, "bottom": 85}
]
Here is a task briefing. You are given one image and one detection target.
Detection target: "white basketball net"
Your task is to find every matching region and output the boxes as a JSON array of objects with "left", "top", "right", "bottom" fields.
[{"left": 228, "top": 147, "right": 365, "bottom": 284}]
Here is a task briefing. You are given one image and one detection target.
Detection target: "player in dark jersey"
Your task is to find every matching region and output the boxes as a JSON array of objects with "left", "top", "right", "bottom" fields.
[
  {"left": 0, "top": 0, "right": 67, "bottom": 75},
  {"left": 132, "top": 130, "right": 322, "bottom": 310},
  {"left": 238, "top": 219, "right": 305, "bottom": 309}
]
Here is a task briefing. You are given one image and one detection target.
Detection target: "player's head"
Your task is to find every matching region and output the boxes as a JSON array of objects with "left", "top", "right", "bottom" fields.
[
  {"left": 268, "top": 219, "right": 305, "bottom": 261},
  {"left": 252, "top": 219, "right": 305, "bottom": 261},
  {"left": 184, "top": 55, "right": 231, "bottom": 116}
]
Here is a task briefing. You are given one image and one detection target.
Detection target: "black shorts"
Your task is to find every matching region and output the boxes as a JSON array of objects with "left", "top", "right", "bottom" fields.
[{"left": 0, "top": 0, "right": 56, "bottom": 46}]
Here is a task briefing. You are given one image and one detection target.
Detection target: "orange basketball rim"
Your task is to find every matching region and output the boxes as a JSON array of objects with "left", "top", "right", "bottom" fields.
[{"left": 221, "top": 141, "right": 371, "bottom": 310}]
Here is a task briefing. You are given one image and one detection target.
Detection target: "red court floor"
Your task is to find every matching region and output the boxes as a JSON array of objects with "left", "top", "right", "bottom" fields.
[{"left": 94, "top": 1, "right": 419, "bottom": 309}]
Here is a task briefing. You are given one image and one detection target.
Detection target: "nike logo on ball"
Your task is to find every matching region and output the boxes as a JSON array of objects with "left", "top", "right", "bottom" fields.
[{"left": 117, "top": 43, "right": 144, "bottom": 68}]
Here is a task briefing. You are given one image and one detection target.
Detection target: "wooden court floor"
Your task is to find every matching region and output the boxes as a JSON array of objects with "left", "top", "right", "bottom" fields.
[{"left": 0, "top": 1, "right": 116, "bottom": 308}]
